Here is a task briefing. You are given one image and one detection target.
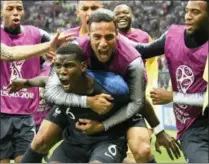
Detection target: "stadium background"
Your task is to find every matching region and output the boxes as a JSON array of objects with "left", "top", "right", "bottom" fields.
[{"left": 22, "top": 1, "right": 187, "bottom": 163}]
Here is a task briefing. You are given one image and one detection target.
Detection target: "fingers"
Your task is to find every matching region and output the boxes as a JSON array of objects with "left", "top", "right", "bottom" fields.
[
  {"left": 155, "top": 142, "right": 162, "bottom": 154},
  {"left": 46, "top": 51, "right": 56, "bottom": 59},
  {"left": 54, "top": 29, "right": 61, "bottom": 39},
  {"left": 75, "top": 121, "right": 86, "bottom": 131},
  {"left": 6, "top": 83, "right": 12, "bottom": 90},
  {"left": 166, "top": 147, "right": 174, "bottom": 160},
  {"left": 78, "top": 118, "right": 90, "bottom": 124},
  {"left": 100, "top": 93, "right": 114, "bottom": 101},
  {"left": 175, "top": 140, "right": 182, "bottom": 150},
  {"left": 170, "top": 142, "right": 181, "bottom": 159}
]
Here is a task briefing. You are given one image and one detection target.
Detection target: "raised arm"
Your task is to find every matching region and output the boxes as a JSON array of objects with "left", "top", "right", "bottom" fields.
[
  {"left": 0, "top": 31, "right": 71, "bottom": 62},
  {"left": 0, "top": 42, "right": 51, "bottom": 61}
]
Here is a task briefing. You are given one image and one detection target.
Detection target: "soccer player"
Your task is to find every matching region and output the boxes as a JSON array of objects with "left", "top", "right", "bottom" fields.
[
  {"left": 150, "top": 56, "right": 208, "bottom": 110},
  {"left": 0, "top": 1, "right": 69, "bottom": 163},
  {"left": 48, "top": 43, "right": 130, "bottom": 163},
  {"left": 19, "top": 1, "right": 106, "bottom": 162},
  {"left": 114, "top": 4, "right": 159, "bottom": 163},
  {"left": 45, "top": 8, "right": 181, "bottom": 162},
  {"left": 64, "top": 1, "right": 103, "bottom": 36},
  {"left": 125, "top": 0, "right": 208, "bottom": 162}
]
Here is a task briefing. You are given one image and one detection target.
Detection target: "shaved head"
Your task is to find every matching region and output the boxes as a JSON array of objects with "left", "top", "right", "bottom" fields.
[{"left": 114, "top": 4, "right": 133, "bottom": 15}]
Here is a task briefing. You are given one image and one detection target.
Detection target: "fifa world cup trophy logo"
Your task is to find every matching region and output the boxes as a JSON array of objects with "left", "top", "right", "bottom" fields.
[
  {"left": 176, "top": 65, "right": 194, "bottom": 109},
  {"left": 10, "top": 61, "right": 25, "bottom": 82}
]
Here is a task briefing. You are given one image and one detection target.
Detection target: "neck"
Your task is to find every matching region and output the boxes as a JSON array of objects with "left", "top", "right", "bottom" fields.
[
  {"left": 186, "top": 28, "right": 208, "bottom": 48},
  {"left": 3, "top": 25, "right": 21, "bottom": 35},
  {"left": 80, "top": 25, "right": 88, "bottom": 35},
  {"left": 69, "top": 74, "right": 94, "bottom": 95},
  {"left": 119, "top": 27, "right": 131, "bottom": 33}
]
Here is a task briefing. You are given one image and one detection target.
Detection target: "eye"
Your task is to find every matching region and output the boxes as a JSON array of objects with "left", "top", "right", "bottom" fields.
[
  {"left": 192, "top": 9, "right": 200, "bottom": 15},
  {"left": 124, "top": 11, "right": 129, "bottom": 14},
  {"left": 17, "top": 7, "right": 23, "bottom": 11},
  {"left": 105, "top": 35, "right": 114, "bottom": 41},
  {"left": 82, "top": 7, "right": 89, "bottom": 11},
  {"left": 93, "top": 35, "right": 101, "bottom": 40},
  {"left": 54, "top": 63, "right": 61, "bottom": 69},
  {"left": 6, "top": 7, "right": 13, "bottom": 11},
  {"left": 91, "top": 6, "right": 99, "bottom": 11},
  {"left": 64, "top": 63, "right": 74, "bottom": 68}
]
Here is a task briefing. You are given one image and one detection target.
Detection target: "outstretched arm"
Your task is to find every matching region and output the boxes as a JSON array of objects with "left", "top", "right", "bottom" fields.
[
  {"left": 0, "top": 42, "right": 51, "bottom": 61},
  {"left": 120, "top": 32, "right": 167, "bottom": 59},
  {"left": 0, "top": 31, "right": 73, "bottom": 62},
  {"left": 7, "top": 76, "right": 49, "bottom": 93}
]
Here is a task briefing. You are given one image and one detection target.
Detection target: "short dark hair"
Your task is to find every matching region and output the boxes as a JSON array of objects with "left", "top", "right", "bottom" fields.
[
  {"left": 56, "top": 43, "right": 85, "bottom": 62},
  {"left": 87, "top": 8, "right": 117, "bottom": 29}
]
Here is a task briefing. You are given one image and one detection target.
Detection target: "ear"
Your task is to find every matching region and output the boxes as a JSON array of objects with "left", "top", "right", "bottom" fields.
[{"left": 80, "top": 61, "right": 87, "bottom": 72}]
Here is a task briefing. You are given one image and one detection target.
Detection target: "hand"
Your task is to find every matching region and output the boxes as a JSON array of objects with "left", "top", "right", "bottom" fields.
[
  {"left": 75, "top": 119, "right": 105, "bottom": 135},
  {"left": 49, "top": 30, "right": 76, "bottom": 51},
  {"left": 150, "top": 88, "right": 173, "bottom": 105},
  {"left": 7, "top": 79, "right": 28, "bottom": 93},
  {"left": 87, "top": 93, "right": 114, "bottom": 115},
  {"left": 155, "top": 131, "right": 182, "bottom": 160}
]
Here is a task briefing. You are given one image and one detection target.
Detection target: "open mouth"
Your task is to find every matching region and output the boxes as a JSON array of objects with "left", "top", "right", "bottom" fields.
[
  {"left": 118, "top": 19, "right": 128, "bottom": 26},
  {"left": 12, "top": 19, "right": 20, "bottom": 25},
  {"left": 59, "top": 79, "right": 70, "bottom": 90},
  {"left": 98, "top": 50, "right": 109, "bottom": 61}
]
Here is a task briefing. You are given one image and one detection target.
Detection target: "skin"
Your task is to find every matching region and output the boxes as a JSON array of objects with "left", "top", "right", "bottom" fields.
[
  {"left": 22, "top": 1, "right": 104, "bottom": 161},
  {"left": 114, "top": 5, "right": 155, "bottom": 163},
  {"left": 1, "top": 0, "right": 24, "bottom": 30},
  {"left": 150, "top": 1, "right": 209, "bottom": 106},
  {"left": 1, "top": 1, "right": 24, "bottom": 163},
  {"left": 54, "top": 54, "right": 89, "bottom": 94},
  {"left": 114, "top": 4, "right": 132, "bottom": 33},
  {"left": 185, "top": 1, "right": 209, "bottom": 35},
  {"left": 77, "top": 1, "right": 103, "bottom": 34},
  {"left": 89, "top": 21, "right": 118, "bottom": 63}
]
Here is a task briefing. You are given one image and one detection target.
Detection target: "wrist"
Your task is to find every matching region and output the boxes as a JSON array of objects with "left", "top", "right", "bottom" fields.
[
  {"left": 98, "top": 122, "right": 105, "bottom": 132},
  {"left": 87, "top": 96, "right": 94, "bottom": 108},
  {"left": 154, "top": 124, "right": 164, "bottom": 136},
  {"left": 168, "top": 91, "right": 173, "bottom": 102},
  {"left": 24, "top": 79, "right": 32, "bottom": 88}
]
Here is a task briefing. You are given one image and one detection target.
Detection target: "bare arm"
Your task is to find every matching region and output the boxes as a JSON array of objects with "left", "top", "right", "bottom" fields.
[
  {"left": 1, "top": 31, "right": 72, "bottom": 62},
  {"left": 0, "top": 42, "right": 51, "bottom": 62},
  {"left": 7, "top": 76, "right": 49, "bottom": 93}
]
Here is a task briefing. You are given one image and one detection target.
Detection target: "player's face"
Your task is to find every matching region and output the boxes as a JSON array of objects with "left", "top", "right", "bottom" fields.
[
  {"left": 89, "top": 21, "right": 117, "bottom": 63},
  {"left": 54, "top": 55, "right": 86, "bottom": 91},
  {"left": 185, "top": 1, "right": 209, "bottom": 34},
  {"left": 114, "top": 6, "right": 132, "bottom": 30},
  {"left": 1, "top": 1, "right": 24, "bottom": 29},
  {"left": 77, "top": 1, "right": 103, "bottom": 27}
]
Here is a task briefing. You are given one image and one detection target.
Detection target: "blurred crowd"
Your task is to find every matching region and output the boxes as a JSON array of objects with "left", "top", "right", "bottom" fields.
[
  {"left": 23, "top": 1, "right": 186, "bottom": 38},
  {"left": 22, "top": 1, "right": 186, "bottom": 89}
]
